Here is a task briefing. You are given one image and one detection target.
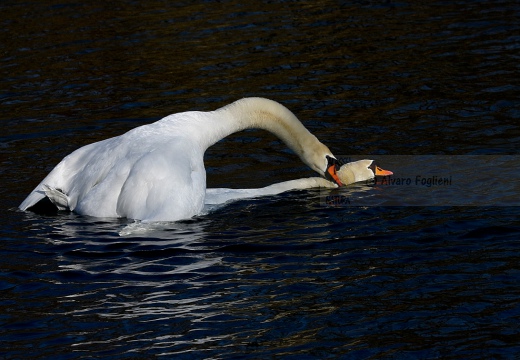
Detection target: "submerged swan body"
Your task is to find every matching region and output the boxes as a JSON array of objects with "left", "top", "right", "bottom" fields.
[
  {"left": 19, "top": 98, "right": 389, "bottom": 221},
  {"left": 204, "top": 159, "right": 389, "bottom": 205}
]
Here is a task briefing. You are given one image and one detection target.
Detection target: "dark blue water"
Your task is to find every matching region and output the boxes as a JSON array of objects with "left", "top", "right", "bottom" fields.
[{"left": 1, "top": 0, "right": 520, "bottom": 358}]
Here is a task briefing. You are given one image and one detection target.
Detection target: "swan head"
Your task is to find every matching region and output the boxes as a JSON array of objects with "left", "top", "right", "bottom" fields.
[
  {"left": 299, "top": 144, "right": 392, "bottom": 187},
  {"left": 300, "top": 141, "right": 346, "bottom": 186},
  {"left": 336, "top": 159, "right": 393, "bottom": 185},
  {"left": 325, "top": 155, "right": 344, "bottom": 186}
]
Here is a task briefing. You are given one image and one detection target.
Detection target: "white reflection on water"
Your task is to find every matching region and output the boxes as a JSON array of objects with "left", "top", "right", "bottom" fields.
[{"left": 49, "top": 216, "right": 255, "bottom": 354}]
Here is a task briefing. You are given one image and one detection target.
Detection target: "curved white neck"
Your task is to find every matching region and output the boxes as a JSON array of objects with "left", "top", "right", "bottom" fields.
[{"left": 202, "top": 97, "right": 333, "bottom": 174}]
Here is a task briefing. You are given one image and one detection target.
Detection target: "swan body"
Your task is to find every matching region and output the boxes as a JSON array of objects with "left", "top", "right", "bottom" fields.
[{"left": 20, "top": 97, "right": 350, "bottom": 221}]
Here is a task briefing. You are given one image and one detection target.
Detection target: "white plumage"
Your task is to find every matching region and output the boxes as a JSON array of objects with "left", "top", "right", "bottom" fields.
[{"left": 20, "top": 97, "right": 389, "bottom": 221}]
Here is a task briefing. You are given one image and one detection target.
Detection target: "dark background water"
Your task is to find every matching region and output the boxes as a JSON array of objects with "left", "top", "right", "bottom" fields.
[{"left": 1, "top": 0, "right": 520, "bottom": 358}]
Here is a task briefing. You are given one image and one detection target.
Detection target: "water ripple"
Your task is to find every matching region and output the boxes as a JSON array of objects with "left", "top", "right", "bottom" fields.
[{"left": 2, "top": 0, "right": 520, "bottom": 358}]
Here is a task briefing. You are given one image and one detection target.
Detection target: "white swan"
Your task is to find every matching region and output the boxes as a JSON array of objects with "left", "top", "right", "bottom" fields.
[
  {"left": 19, "top": 97, "right": 391, "bottom": 221},
  {"left": 204, "top": 159, "right": 391, "bottom": 205}
]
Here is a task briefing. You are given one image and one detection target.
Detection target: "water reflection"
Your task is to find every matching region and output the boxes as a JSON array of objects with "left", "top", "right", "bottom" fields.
[
  {"left": 47, "top": 216, "right": 233, "bottom": 352},
  {"left": 39, "top": 195, "right": 357, "bottom": 355},
  {"left": 7, "top": 193, "right": 520, "bottom": 357}
]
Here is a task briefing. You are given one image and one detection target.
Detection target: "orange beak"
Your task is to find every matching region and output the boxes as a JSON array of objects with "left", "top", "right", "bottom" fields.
[
  {"left": 374, "top": 165, "right": 393, "bottom": 176},
  {"left": 327, "top": 163, "right": 343, "bottom": 186}
]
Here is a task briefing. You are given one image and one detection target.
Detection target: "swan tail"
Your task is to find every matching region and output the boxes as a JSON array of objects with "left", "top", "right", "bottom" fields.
[{"left": 41, "top": 184, "right": 71, "bottom": 211}]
